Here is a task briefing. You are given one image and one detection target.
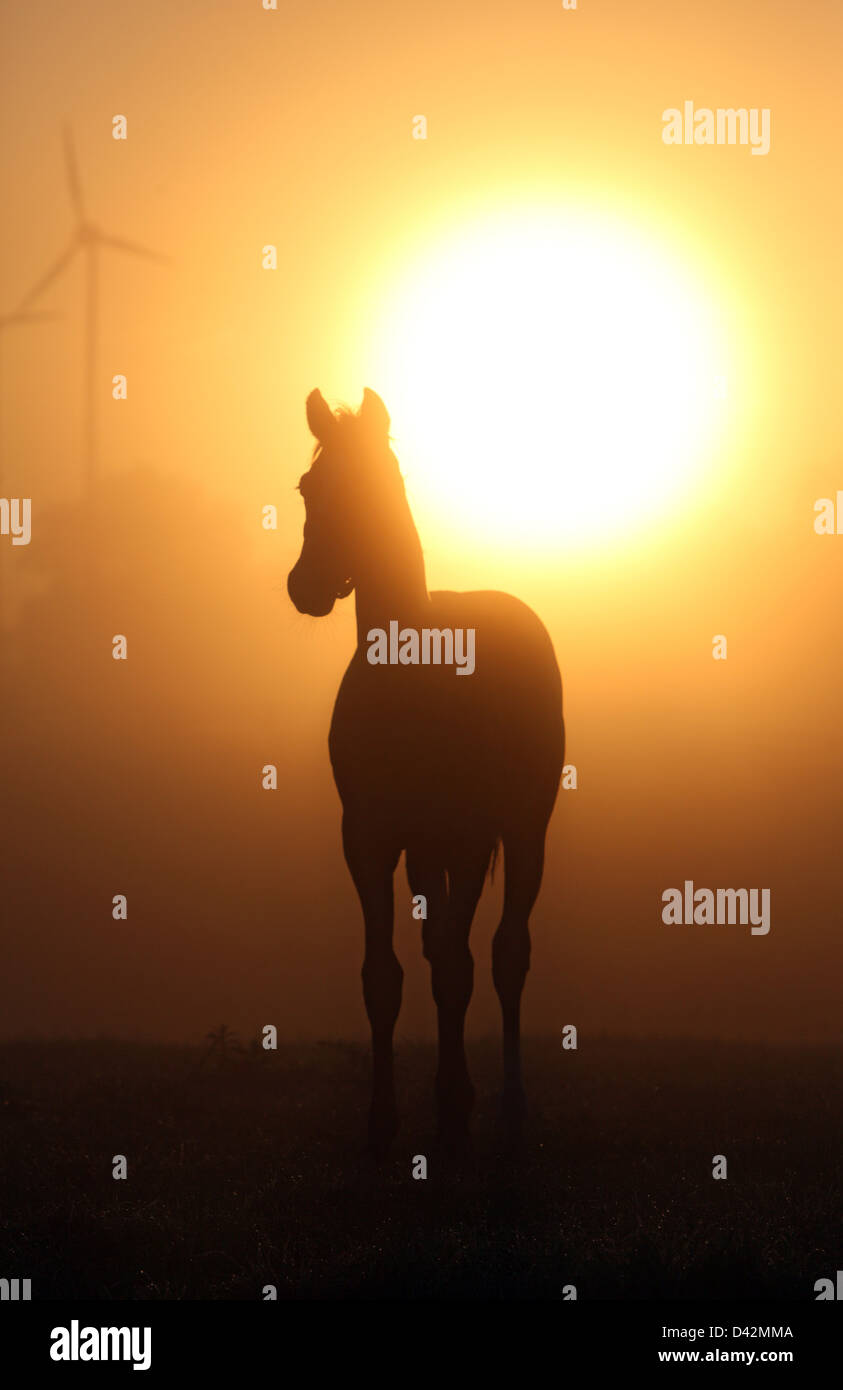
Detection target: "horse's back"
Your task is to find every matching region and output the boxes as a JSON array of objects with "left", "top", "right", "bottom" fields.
[{"left": 329, "top": 589, "right": 564, "bottom": 844}]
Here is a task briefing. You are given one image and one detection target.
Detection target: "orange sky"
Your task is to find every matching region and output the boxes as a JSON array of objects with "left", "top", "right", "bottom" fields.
[{"left": 1, "top": 0, "right": 841, "bottom": 1043}]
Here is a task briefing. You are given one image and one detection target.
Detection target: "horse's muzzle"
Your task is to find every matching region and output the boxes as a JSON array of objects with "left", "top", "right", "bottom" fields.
[{"left": 287, "top": 561, "right": 338, "bottom": 617}]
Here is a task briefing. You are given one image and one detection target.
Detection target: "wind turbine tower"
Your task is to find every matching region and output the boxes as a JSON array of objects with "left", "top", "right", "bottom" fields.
[{"left": 16, "top": 125, "right": 166, "bottom": 494}]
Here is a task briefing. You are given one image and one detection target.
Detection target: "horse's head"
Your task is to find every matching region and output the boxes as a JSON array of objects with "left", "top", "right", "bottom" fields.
[{"left": 287, "top": 387, "right": 396, "bottom": 616}]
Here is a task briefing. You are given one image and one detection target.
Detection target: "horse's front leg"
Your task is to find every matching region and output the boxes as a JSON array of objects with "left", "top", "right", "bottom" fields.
[{"left": 342, "top": 814, "right": 403, "bottom": 1157}]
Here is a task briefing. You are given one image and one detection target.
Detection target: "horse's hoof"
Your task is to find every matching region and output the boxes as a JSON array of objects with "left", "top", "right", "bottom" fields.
[
  {"left": 436, "top": 1075, "right": 475, "bottom": 1118},
  {"left": 498, "top": 1088, "right": 527, "bottom": 1141},
  {"left": 367, "top": 1107, "right": 399, "bottom": 1159},
  {"left": 436, "top": 1123, "right": 474, "bottom": 1162}
]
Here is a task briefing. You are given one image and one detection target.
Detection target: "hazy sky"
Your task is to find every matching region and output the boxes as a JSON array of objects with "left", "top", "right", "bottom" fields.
[{"left": 1, "top": 0, "right": 841, "bottom": 1043}]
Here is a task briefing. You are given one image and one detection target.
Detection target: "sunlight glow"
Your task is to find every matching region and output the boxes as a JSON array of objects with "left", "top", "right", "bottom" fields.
[{"left": 367, "top": 207, "right": 731, "bottom": 552}]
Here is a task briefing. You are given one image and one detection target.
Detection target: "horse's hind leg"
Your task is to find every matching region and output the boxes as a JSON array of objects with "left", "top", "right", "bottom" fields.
[
  {"left": 493, "top": 825, "right": 547, "bottom": 1136},
  {"left": 342, "top": 815, "right": 402, "bottom": 1157},
  {"left": 409, "top": 841, "right": 488, "bottom": 1146}
]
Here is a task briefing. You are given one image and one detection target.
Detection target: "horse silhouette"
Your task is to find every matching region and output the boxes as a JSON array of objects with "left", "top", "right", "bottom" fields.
[{"left": 288, "top": 388, "right": 564, "bottom": 1154}]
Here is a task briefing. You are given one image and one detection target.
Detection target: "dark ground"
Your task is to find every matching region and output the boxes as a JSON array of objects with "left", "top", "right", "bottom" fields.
[{"left": 1, "top": 1036, "right": 840, "bottom": 1300}]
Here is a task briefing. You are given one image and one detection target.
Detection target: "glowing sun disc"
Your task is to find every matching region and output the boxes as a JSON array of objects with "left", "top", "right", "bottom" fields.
[{"left": 366, "top": 207, "right": 729, "bottom": 551}]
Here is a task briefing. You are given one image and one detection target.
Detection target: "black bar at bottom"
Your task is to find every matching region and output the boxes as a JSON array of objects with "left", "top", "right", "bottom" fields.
[{"left": 2, "top": 1299, "right": 840, "bottom": 1377}]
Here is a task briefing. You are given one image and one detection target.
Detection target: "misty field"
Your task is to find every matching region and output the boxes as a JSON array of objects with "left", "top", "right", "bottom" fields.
[{"left": 1, "top": 1036, "right": 841, "bottom": 1300}]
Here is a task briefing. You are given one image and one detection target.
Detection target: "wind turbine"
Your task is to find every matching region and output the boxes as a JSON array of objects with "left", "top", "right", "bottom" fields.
[
  {"left": 16, "top": 124, "right": 167, "bottom": 494},
  {"left": 0, "top": 309, "right": 59, "bottom": 495}
]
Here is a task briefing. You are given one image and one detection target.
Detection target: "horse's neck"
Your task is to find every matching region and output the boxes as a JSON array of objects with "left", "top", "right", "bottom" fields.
[{"left": 354, "top": 494, "right": 430, "bottom": 647}]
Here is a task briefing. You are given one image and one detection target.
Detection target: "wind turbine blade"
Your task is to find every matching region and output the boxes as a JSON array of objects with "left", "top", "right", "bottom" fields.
[
  {"left": 63, "top": 123, "right": 85, "bottom": 221},
  {"left": 17, "top": 241, "right": 78, "bottom": 311},
  {"left": 97, "top": 231, "right": 169, "bottom": 262}
]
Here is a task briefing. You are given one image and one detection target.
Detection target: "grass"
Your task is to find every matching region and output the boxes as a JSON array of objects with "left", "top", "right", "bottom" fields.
[{"left": 0, "top": 1036, "right": 841, "bottom": 1299}]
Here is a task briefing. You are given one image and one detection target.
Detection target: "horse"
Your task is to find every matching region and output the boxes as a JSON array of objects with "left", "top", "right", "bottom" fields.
[{"left": 288, "top": 387, "right": 564, "bottom": 1154}]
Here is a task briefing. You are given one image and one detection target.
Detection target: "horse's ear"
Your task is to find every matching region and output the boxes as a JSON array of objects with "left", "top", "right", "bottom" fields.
[
  {"left": 359, "top": 387, "right": 390, "bottom": 438},
  {"left": 306, "top": 389, "right": 336, "bottom": 441}
]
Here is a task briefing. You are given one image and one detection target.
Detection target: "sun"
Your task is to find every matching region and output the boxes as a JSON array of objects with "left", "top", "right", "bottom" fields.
[{"left": 364, "top": 205, "right": 731, "bottom": 553}]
